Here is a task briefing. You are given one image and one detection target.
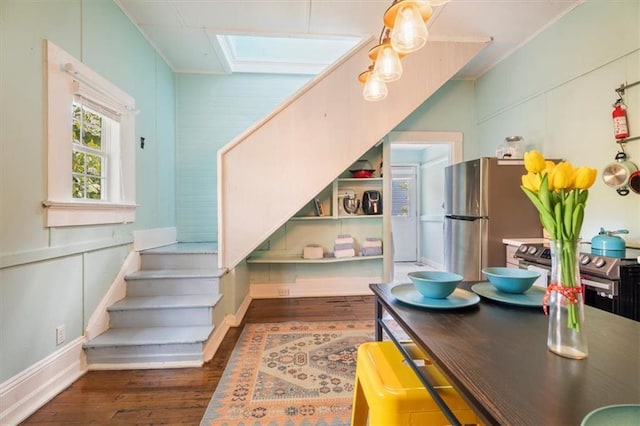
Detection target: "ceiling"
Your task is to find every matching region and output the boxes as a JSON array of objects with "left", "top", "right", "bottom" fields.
[{"left": 114, "top": 0, "right": 583, "bottom": 79}]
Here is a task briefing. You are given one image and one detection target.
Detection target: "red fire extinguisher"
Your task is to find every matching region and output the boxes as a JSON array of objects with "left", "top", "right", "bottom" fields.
[{"left": 612, "top": 99, "right": 629, "bottom": 140}]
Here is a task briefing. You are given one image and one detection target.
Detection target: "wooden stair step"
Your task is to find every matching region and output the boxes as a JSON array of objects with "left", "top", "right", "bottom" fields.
[
  {"left": 141, "top": 242, "right": 217, "bottom": 254},
  {"left": 108, "top": 294, "right": 222, "bottom": 311},
  {"left": 125, "top": 268, "right": 225, "bottom": 280},
  {"left": 84, "top": 325, "right": 214, "bottom": 348}
]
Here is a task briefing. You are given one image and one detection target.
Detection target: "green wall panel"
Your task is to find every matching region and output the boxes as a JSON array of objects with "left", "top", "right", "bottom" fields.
[
  {"left": 475, "top": 1, "right": 639, "bottom": 122},
  {"left": 1, "top": 257, "right": 83, "bottom": 383},
  {"left": 0, "top": 0, "right": 177, "bottom": 382},
  {"left": 0, "top": 0, "right": 80, "bottom": 254},
  {"left": 394, "top": 80, "right": 478, "bottom": 158},
  {"left": 473, "top": 0, "right": 639, "bottom": 241},
  {"left": 175, "top": 73, "right": 311, "bottom": 242}
]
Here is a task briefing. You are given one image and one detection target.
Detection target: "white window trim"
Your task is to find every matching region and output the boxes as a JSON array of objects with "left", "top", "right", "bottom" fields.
[{"left": 44, "top": 40, "right": 137, "bottom": 227}]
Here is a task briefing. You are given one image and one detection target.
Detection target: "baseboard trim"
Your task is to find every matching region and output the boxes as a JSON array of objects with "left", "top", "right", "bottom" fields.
[
  {"left": 87, "top": 360, "right": 203, "bottom": 370},
  {"left": 230, "top": 294, "right": 252, "bottom": 327},
  {"left": 0, "top": 337, "right": 86, "bottom": 426},
  {"left": 420, "top": 257, "right": 444, "bottom": 270},
  {"left": 250, "top": 277, "right": 378, "bottom": 299},
  {"left": 203, "top": 294, "right": 251, "bottom": 361}
]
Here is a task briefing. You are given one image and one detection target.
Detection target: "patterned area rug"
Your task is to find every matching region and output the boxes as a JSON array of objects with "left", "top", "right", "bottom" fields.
[{"left": 200, "top": 321, "right": 375, "bottom": 426}]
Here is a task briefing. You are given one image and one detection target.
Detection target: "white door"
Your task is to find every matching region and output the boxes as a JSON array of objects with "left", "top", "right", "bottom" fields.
[{"left": 391, "top": 166, "right": 418, "bottom": 262}]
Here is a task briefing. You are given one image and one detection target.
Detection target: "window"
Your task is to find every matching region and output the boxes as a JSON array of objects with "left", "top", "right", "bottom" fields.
[
  {"left": 216, "top": 34, "right": 361, "bottom": 74},
  {"left": 72, "top": 100, "right": 110, "bottom": 200},
  {"left": 44, "top": 40, "right": 136, "bottom": 226}
]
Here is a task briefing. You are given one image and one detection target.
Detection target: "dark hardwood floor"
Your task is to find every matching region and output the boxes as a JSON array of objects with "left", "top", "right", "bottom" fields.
[{"left": 20, "top": 296, "right": 375, "bottom": 425}]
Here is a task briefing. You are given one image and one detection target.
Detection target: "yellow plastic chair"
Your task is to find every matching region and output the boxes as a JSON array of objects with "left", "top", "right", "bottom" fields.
[{"left": 351, "top": 341, "right": 483, "bottom": 426}]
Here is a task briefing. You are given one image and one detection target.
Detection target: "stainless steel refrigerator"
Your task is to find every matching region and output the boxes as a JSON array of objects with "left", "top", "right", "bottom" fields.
[{"left": 443, "top": 157, "right": 543, "bottom": 281}]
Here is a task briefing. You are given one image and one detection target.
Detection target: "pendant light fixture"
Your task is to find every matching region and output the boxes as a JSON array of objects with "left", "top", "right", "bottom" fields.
[
  {"left": 370, "top": 30, "right": 403, "bottom": 82},
  {"left": 358, "top": 0, "right": 448, "bottom": 101},
  {"left": 389, "top": 2, "right": 429, "bottom": 53},
  {"left": 359, "top": 65, "right": 388, "bottom": 102}
]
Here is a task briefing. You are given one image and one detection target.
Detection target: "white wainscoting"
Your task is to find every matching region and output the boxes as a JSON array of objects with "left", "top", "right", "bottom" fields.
[{"left": 0, "top": 337, "right": 86, "bottom": 426}]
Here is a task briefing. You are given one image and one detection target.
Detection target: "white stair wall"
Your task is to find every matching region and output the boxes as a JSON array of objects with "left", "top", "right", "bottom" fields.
[
  {"left": 83, "top": 243, "right": 224, "bottom": 369},
  {"left": 218, "top": 38, "right": 489, "bottom": 270}
]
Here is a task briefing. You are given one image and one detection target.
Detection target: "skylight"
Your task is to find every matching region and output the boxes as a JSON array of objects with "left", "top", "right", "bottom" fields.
[{"left": 216, "top": 34, "right": 362, "bottom": 75}]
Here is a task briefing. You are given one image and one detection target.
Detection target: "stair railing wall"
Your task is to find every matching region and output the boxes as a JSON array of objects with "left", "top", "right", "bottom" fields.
[{"left": 218, "top": 38, "right": 489, "bottom": 270}]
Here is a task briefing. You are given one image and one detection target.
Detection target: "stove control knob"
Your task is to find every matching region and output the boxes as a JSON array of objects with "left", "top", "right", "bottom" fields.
[
  {"left": 527, "top": 246, "right": 538, "bottom": 255},
  {"left": 517, "top": 245, "right": 528, "bottom": 253},
  {"left": 580, "top": 255, "right": 591, "bottom": 265},
  {"left": 593, "top": 257, "right": 606, "bottom": 268}
]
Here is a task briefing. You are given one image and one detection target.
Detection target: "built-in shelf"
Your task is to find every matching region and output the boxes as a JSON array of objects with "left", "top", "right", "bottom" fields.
[
  {"left": 246, "top": 254, "right": 384, "bottom": 264},
  {"left": 247, "top": 144, "right": 387, "bottom": 274},
  {"left": 291, "top": 214, "right": 383, "bottom": 220},
  {"left": 337, "top": 177, "right": 383, "bottom": 183}
]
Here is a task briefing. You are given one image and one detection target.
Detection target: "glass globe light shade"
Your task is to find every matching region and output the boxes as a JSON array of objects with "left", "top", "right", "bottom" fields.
[
  {"left": 373, "top": 45, "right": 403, "bottom": 82},
  {"left": 362, "top": 73, "right": 388, "bottom": 102},
  {"left": 391, "top": 3, "right": 428, "bottom": 54}
]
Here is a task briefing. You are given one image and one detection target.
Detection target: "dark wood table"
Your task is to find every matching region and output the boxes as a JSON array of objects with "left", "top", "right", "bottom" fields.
[{"left": 370, "top": 282, "right": 640, "bottom": 426}]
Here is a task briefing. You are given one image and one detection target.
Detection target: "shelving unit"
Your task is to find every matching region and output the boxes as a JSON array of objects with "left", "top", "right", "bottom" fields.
[
  {"left": 246, "top": 144, "right": 388, "bottom": 271},
  {"left": 245, "top": 143, "right": 392, "bottom": 297},
  {"left": 292, "top": 178, "right": 384, "bottom": 220},
  {"left": 246, "top": 254, "right": 383, "bottom": 264}
]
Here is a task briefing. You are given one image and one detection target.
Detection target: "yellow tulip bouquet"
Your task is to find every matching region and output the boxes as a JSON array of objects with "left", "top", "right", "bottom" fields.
[{"left": 520, "top": 151, "right": 597, "bottom": 330}]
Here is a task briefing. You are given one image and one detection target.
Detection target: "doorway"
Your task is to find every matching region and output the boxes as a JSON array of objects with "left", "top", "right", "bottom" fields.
[
  {"left": 391, "top": 165, "right": 418, "bottom": 262},
  {"left": 388, "top": 131, "right": 462, "bottom": 271}
]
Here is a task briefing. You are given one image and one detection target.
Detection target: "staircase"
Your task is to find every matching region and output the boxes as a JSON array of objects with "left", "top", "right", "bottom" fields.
[
  {"left": 83, "top": 243, "right": 225, "bottom": 369},
  {"left": 218, "top": 38, "right": 489, "bottom": 271},
  {"left": 83, "top": 39, "right": 489, "bottom": 368}
]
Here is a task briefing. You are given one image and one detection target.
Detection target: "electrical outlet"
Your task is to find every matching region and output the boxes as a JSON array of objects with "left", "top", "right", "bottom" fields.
[
  {"left": 278, "top": 288, "right": 290, "bottom": 297},
  {"left": 56, "top": 324, "right": 65, "bottom": 345}
]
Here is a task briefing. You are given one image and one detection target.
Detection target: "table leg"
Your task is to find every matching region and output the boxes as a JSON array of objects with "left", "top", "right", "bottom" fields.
[
  {"left": 374, "top": 297, "right": 383, "bottom": 341},
  {"left": 374, "top": 297, "right": 462, "bottom": 426}
]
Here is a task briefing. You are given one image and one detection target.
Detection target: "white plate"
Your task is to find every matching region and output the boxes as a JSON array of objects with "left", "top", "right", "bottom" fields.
[
  {"left": 391, "top": 284, "right": 480, "bottom": 310},
  {"left": 471, "top": 282, "right": 545, "bottom": 307}
]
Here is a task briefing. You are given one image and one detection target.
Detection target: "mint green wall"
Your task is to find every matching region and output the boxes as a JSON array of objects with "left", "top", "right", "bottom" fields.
[
  {"left": 395, "top": 79, "right": 477, "bottom": 151},
  {"left": 175, "top": 73, "right": 311, "bottom": 242},
  {"left": 473, "top": 0, "right": 640, "bottom": 242},
  {"left": 0, "top": 0, "right": 176, "bottom": 382},
  {"left": 396, "top": 1, "right": 639, "bottom": 242}
]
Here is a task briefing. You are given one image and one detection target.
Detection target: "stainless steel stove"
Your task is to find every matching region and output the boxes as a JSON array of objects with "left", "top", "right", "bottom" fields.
[{"left": 515, "top": 243, "right": 640, "bottom": 321}]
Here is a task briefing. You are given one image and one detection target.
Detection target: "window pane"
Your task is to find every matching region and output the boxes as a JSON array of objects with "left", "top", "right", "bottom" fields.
[
  {"left": 71, "top": 101, "right": 107, "bottom": 201},
  {"left": 72, "top": 151, "right": 85, "bottom": 173},
  {"left": 392, "top": 179, "right": 411, "bottom": 216},
  {"left": 86, "top": 177, "right": 102, "bottom": 199},
  {"left": 86, "top": 153, "right": 102, "bottom": 177},
  {"left": 82, "top": 107, "right": 102, "bottom": 149},
  {"left": 72, "top": 175, "right": 85, "bottom": 199}
]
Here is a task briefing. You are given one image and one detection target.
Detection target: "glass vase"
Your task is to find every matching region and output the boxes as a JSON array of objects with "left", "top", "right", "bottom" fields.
[{"left": 547, "top": 239, "right": 588, "bottom": 359}]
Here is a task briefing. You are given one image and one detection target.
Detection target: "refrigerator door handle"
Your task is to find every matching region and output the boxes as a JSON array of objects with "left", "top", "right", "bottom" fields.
[{"left": 446, "top": 215, "right": 483, "bottom": 221}]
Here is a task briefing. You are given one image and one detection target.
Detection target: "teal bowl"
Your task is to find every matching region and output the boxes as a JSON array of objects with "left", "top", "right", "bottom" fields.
[
  {"left": 408, "top": 271, "right": 463, "bottom": 299},
  {"left": 482, "top": 267, "right": 540, "bottom": 294},
  {"left": 581, "top": 404, "right": 640, "bottom": 426}
]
